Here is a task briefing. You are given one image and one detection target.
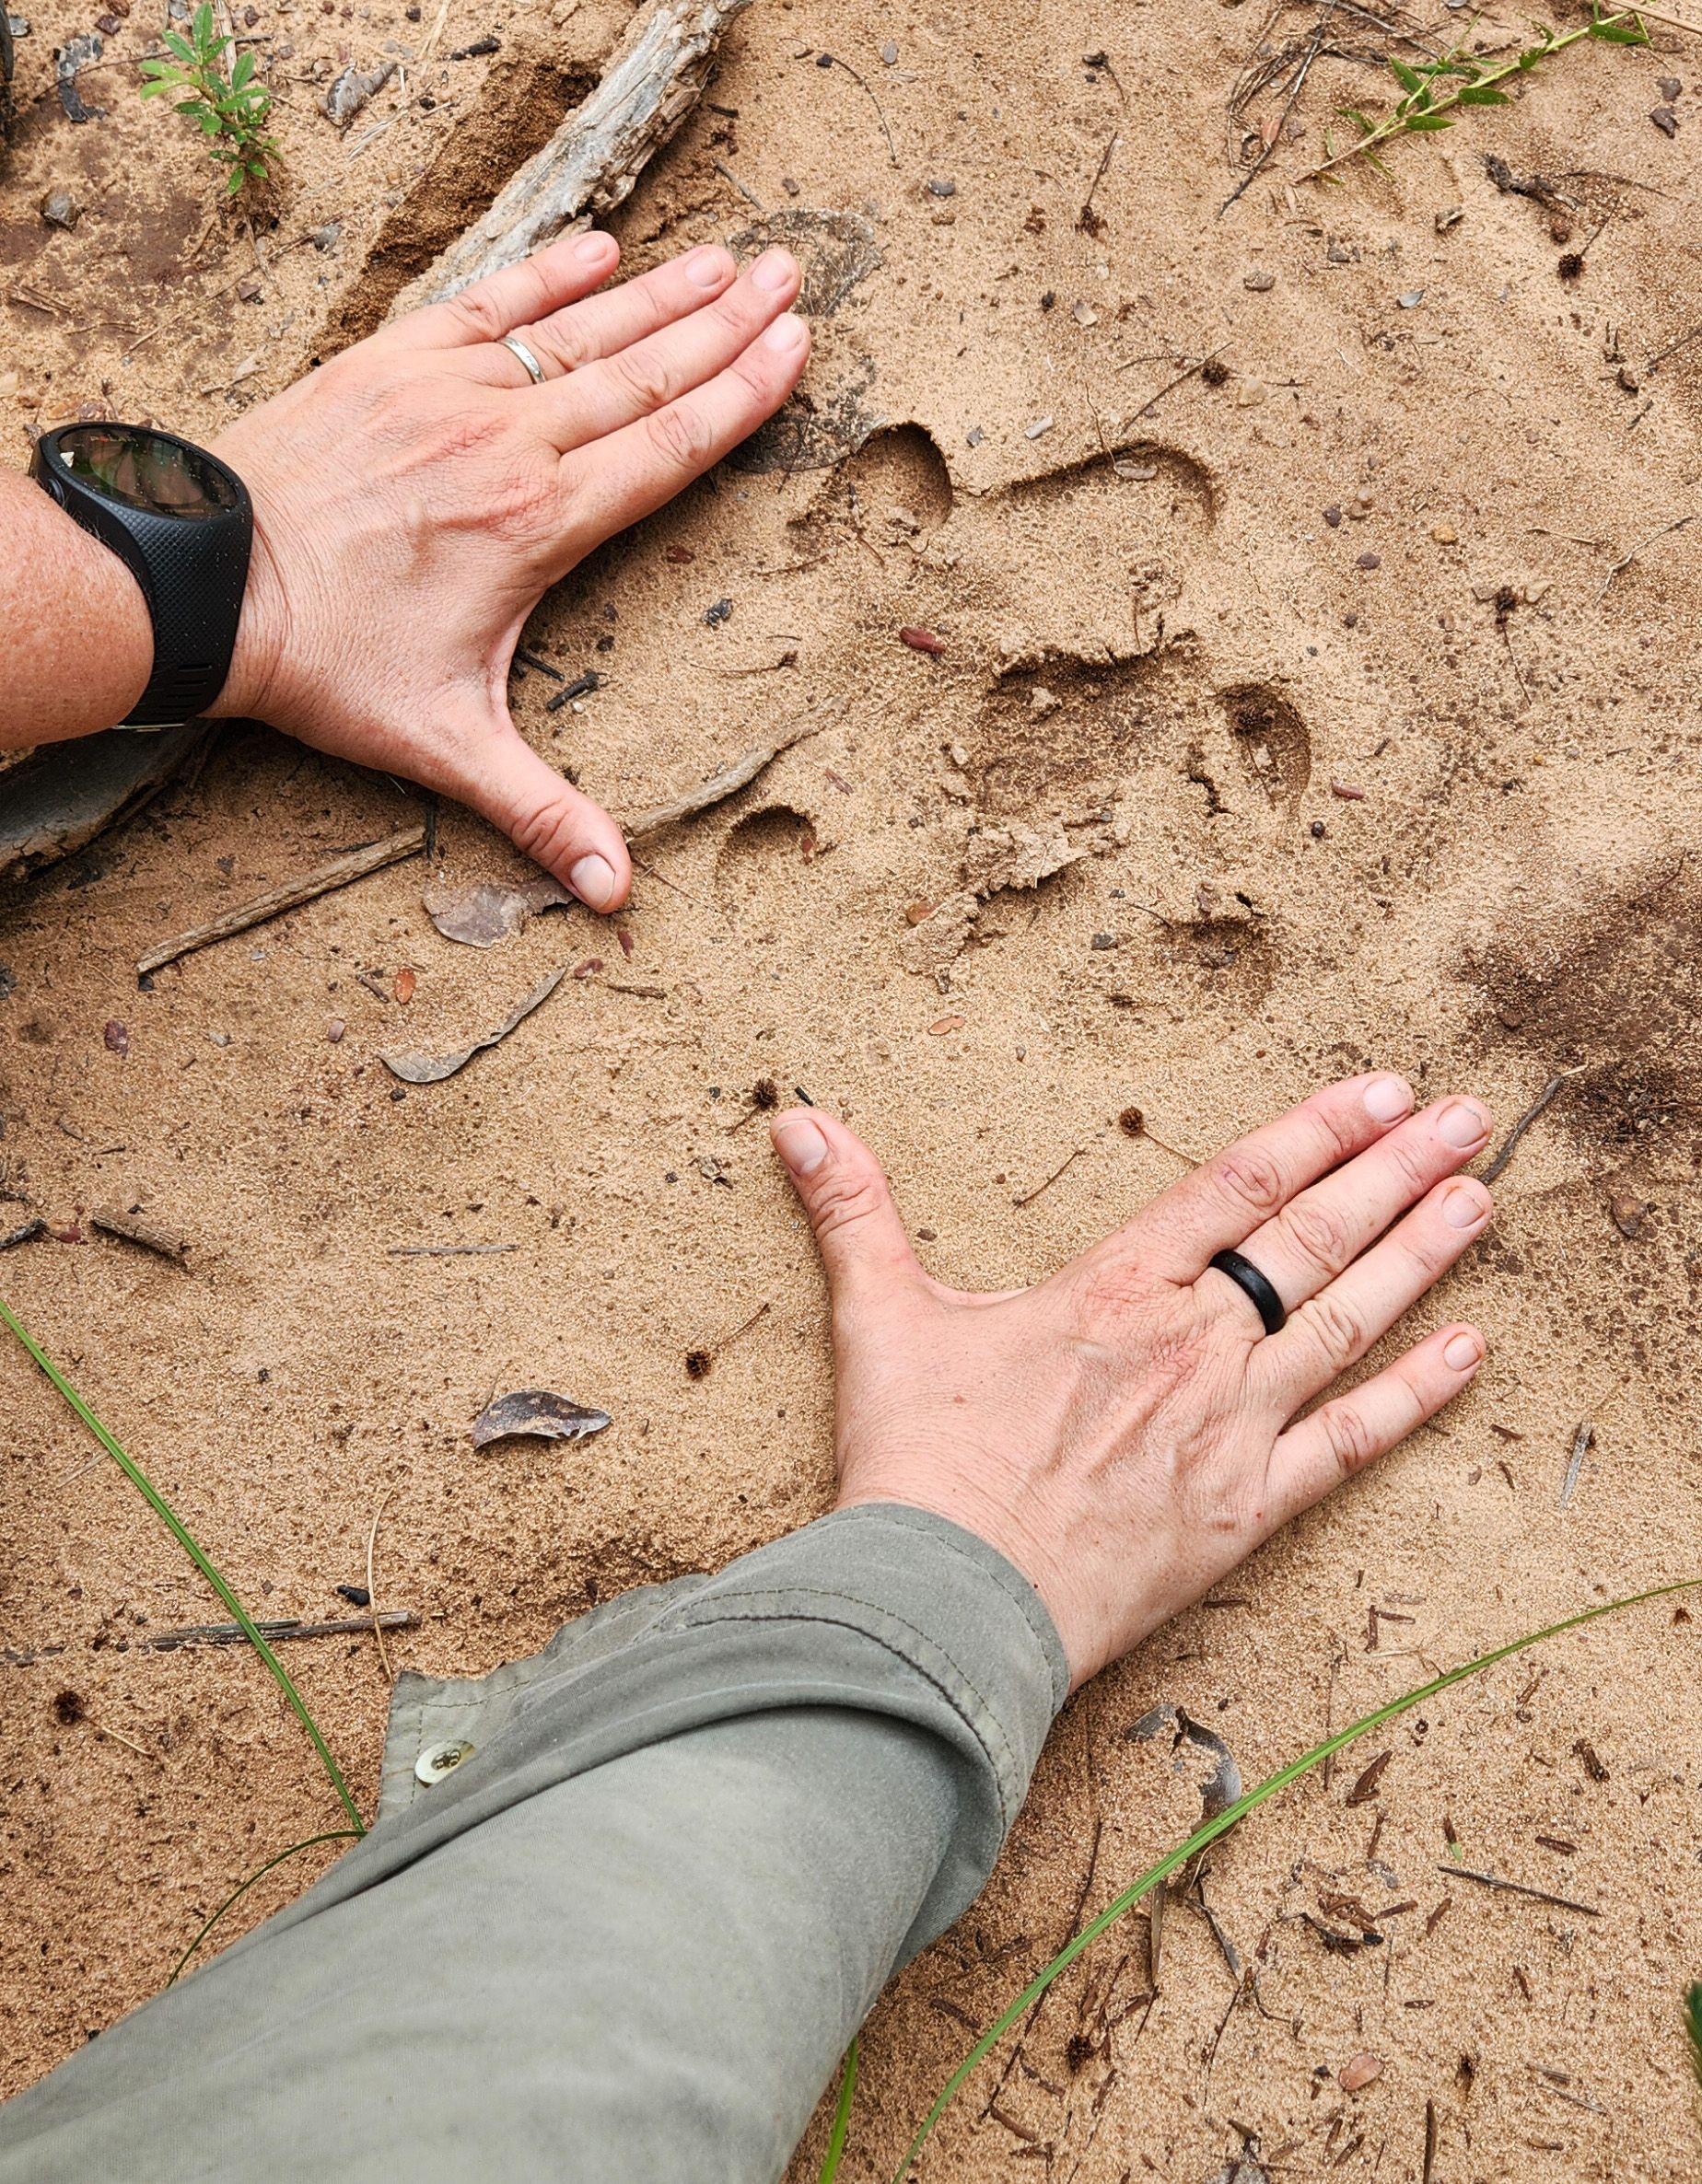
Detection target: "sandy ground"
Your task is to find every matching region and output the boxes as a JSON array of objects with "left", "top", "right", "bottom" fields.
[{"left": 3, "top": 0, "right": 1702, "bottom": 2177}]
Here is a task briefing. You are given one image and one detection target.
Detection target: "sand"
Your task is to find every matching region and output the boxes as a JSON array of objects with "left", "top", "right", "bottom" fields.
[{"left": 3, "top": 0, "right": 1701, "bottom": 2176}]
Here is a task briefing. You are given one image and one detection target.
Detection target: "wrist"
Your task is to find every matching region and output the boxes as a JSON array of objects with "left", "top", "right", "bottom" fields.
[{"left": 5, "top": 474, "right": 154, "bottom": 741}]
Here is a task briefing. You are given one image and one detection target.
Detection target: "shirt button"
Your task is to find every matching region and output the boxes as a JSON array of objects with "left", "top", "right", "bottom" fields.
[{"left": 415, "top": 1737, "right": 474, "bottom": 1786}]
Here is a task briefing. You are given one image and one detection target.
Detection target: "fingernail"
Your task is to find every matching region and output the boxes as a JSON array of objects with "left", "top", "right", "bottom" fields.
[
  {"left": 1438, "top": 1098, "right": 1489, "bottom": 1149},
  {"left": 568, "top": 853, "right": 616, "bottom": 911},
  {"left": 1442, "top": 1183, "right": 1487, "bottom": 1229},
  {"left": 684, "top": 245, "right": 727, "bottom": 286},
  {"left": 773, "top": 1116, "right": 829, "bottom": 1175},
  {"left": 575, "top": 231, "right": 613, "bottom": 263},
  {"left": 752, "top": 248, "right": 795, "bottom": 292},
  {"left": 1362, "top": 1074, "right": 1413, "bottom": 1122},
  {"left": 762, "top": 311, "right": 808, "bottom": 353},
  {"left": 1444, "top": 1330, "right": 1484, "bottom": 1370}
]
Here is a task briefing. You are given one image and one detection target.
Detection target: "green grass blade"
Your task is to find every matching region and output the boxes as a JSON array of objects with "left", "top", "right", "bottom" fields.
[
  {"left": 1686, "top": 1982, "right": 1702, "bottom": 2090},
  {"left": 816, "top": 2038, "right": 858, "bottom": 2183},
  {"left": 166, "top": 1830, "right": 361, "bottom": 1985},
  {"left": 0, "top": 1295, "right": 366, "bottom": 1834},
  {"left": 890, "top": 1576, "right": 1697, "bottom": 2183}
]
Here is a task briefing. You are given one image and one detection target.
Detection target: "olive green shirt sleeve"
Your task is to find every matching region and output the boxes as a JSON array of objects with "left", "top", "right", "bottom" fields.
[{"left": 0, "top": 1504, "right": 1066, "bottom": 2184}]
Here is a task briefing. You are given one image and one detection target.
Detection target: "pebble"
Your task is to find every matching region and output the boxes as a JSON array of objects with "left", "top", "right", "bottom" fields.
[
  {"left": 1090, "top": 933, "right": 1117, "bottom": 951},
  {"left": 326, "top": 1018, "right": 346, "bottom": 1042},
  {"left": 103, "top": 1019, "right": 129, "bottom": 1056},
  {"left": 39, "top": 189, "right": 79, "bottom": 228},
  {"left": 1243, "top": 269, "right": 1275, "bottom": 292},
  {"left": 927, "top": 177, "right": 956, "bottom": 198},
  {"left": 1356, "top": 552, "right": 1381, "bottom": 571},
  {"left": 965, "top": 425, "right": 984, "bottom": 447},
  {"left": 1651, "top": 105, "right": 1679, "bottom": 136},
  {"left": 1339, "top": 2053, "right": 1383, "bottom": 2094},
  {"left": 1023, "top": 415, "right": 1055, "bottom": 439},
  {"left": 1397, "top": 289, "right": 1425, "bottom": 308},
  {"left": 1435, "top": 204, "right": 1464, "bottom": 232},
  {"left": 1071, "top": 299, "right": 1098, "bottom": 326},
  {"left": 880, "top": 37, "right": 896, "bottom": 63},
  {"left": 1431, "top": 522, "right": 1458, "bottom": 544},
  {"left": 1659, "top": 75, "right": 1681, "bottom": 100},
  {"left": 1323, "top": 504, "right": 1343, "bottom": 528},
  {"left": 703, "top": 597, "right": 733, "bottom": 627}
]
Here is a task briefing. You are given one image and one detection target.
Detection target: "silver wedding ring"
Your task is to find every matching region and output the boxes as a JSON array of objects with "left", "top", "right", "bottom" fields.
[{"left": 499, "top": 333, "right": 548, "bottom": 386}]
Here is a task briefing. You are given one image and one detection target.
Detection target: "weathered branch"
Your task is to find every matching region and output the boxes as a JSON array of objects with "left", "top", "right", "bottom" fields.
[{"left": 401, "top": 0, "right": 754, "bottom": 311}]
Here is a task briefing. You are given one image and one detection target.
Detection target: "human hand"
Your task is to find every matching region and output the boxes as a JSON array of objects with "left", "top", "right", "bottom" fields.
[
  {"left": 771, "top": 1075, "right": 1494, "bottom": 1689},
  {"left": 208, "top": 232, "right": 809, "bottom": 912}
]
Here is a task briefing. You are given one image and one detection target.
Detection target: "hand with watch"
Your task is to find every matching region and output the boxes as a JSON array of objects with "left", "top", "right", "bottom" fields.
[{"left": 21, "top": 230, "right": 810, "bottom": 912}]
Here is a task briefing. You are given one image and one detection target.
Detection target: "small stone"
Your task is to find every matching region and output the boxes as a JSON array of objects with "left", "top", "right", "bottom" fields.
[
  {"left": 965, "top": 425, "right": 985, "bottom": 447},
  {"left": 308, "top": 221, "right": 341, "bottom": 250},
  {"left": 326, "top": 1018, "right": 346, "bottom": 1042},
  {"left": 1397, "top": 288, "right": 1425, "bottom": 308},
  {"left": 1326, "top": 241, "right": 1355, "bottom": 264},
  {"left": 40, "top": 189, "right": 79, "bottom": 228},
  {"left": 1323, "top": 505, "right": 1343, "bottom": 528},
  {"left": 927, "top": 176, "right": 956, "bottom": 198},
  {"left": 1340, "top": 2053, "right": 1383, "bottom": 2094},
  {"left": 1029, "top": 685, "right": 1059, "bottom": 717},
  {"left": 703, "top": 596, "right": 733, "bottom": 627},
  {"left": 1310, "top": 819, "right": 1325, "bottom": 839},
  {"left": 1024, "top": 415, "right": 1055, "bottom": 439},
  {"left": 1610, "top": 1191, "right": 1647, "bottom": 1240},
  {"left": 1071, "top": 299, "right": 1099, "bottom": 326},
  {"left": 103, "top": 1019, "right": 129, "bottom": 1056},
  {"left": 1090, "top": 932, "right": 1117, "bottom": 951},
  {"left": 236, "top": 274, "right": 263, "bottom": 302},
  {"left": 880, "top": 37, "right": 896, "bottom": 63},
  {"left": 1430, "top": 522, "right": 1458, "bottom": 544},
  {"left": 1435, "top": 204, "right": 1464, "bottom": 232},
  {"left": 903, "top": 900, "right": 935, "bottom": 925},
  {"left": 1652, "top": 105, "right": 1679, "bottom": 136},
  {"left": 948, "top": 742, "right": 970, "bottom": 769},
  {"left": 1243, "top": 269, "right": 1275, "bottom": 291},
  {"left": 1356, "top": 552, "right": 1381, "bottom": 571},
  {"left": 928, "top": 1014, "right": 965, "bottom": 1035}
]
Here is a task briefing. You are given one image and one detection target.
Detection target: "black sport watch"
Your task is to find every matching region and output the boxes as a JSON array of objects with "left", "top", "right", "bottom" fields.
[{"left": 30, "top": 423, "right": 252, "bottom": 726}]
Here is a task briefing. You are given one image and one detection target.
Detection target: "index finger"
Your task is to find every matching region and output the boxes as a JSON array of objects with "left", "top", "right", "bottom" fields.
[{"left": 1113, "top": 1071, "right": 1417, "bottom": 1283}]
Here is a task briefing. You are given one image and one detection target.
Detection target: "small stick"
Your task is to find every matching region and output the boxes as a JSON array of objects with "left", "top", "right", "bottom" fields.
[
  {"left": 818, "top": 50, "right": 898, "bottom": 167},
  {"left": 684, "top": 1299, "right": 771, "bottom": 1377},
  {"left": 387, "top": 1243, "right": 519, "bottom": 1257},
  {"left": 1481, "top": 1065, "right": 1584, "bottom": 1183},
  {"left": 366, "top": 1483, "right": 399, "bottom": 1683},
  {"left": 1014, "top": 1144, "right": 1085, "bottom": 1207},
  {"left": 91, "top": 1206, "right": 189, "bottom": 1262},
  {"left": 1595, "top": 511, "right": 1696, "bottom": 604},
  {"left": 137, "top": 827, "right": 425, "bottom": 976},
  {"left": 1078, "top": 126, "right": 1120, "bottom": 230},
  {"left": 1121, "top": 343, "right": 1231, "bottom": 418},
  {"left": 147, "top": 1610, "right": 415, "bottom": 1650},
  {"left": 1440, "top": 1863, "right": 1601, "bottom": 1918},
  {"left": 620, "top": 712, "right": 835, "bottom": 842},
  {"left": 712, "top": 156, "right": 764, "bottom": 209},
  {"left": 1558, "top": 1420, "right": 1594, "bottom": 1508},
  {"left": 92, "top": 1719, "right": 158, "bottom": 1760},
  {"left": 0, "top": 1217, "right": 45, "bottom": 1250}
]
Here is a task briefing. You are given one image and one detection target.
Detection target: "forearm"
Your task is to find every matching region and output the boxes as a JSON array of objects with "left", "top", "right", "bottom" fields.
[
  {"left": 0, "top": 472, "right": 153, "bottom": 746},
  {"left": 0, "top": 1506, "right": 1065, "bottom": 2184}
]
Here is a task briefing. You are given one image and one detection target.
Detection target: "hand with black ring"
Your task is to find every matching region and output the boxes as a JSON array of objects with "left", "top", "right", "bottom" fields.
[
  {"left": 204, "top": 233, "right": 808, "bottom": 912},
  {"left": 768, "top": 1072, "right": 1495, "bottom": 1690}
]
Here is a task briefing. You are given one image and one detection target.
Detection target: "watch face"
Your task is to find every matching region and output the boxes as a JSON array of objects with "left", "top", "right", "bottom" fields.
[{"left": 54, "top": 425, "right": 239, "bottom": 521}]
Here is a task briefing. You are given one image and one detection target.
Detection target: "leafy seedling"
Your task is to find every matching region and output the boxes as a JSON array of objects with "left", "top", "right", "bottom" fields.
[
  {"left": 140, "top": 3, "right": 279, "bottom": 199},
  {"left": 817, "top": 1574, "right": 1698, "bottom": 2183},
  {"left": 1302, "top": 7, "right": 1654, "bottom": 183}
]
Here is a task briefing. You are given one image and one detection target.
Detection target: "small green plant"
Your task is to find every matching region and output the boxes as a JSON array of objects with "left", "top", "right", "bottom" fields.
[
  {"left": 818, "top": 1574, "right": 1699, "bottom": 2184},
  {"left": 1301, "top": 6, "right": 1653, "bottom": 182},
  {"left": 140, "top": 2, "right": 278, "bottom": 199}
]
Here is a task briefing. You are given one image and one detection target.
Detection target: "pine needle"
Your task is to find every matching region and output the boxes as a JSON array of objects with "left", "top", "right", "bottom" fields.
[{"left": 166, "top": 1830, "right": 361, "bottom": 1985}]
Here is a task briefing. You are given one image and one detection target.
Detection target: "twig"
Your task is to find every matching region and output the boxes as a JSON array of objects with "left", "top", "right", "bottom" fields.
[
  {"left": 90, "top": 1206, "right": 189, "bottom": 1261},
  {"left": 136, "top": 826, "right": 425, "bottom": 975},
  {"left": 1480, "top": 1065, "right": 1584, "bottom": 1183},
  {"left": 147, "top": 1610, "right": 415, "bottom": 1650},
  {"left": 1644, "top": 320, "right": 1702, "bottom": 371},
  {"left": 386, "top": 1242, "right": 519, "bottom": 1257},
  {"left": 1558, "top": 1420, "right": 1594, "bottom": 1508},
  {"left": 366, "top": 1484, "right": 400, "bottom": 1682},
  {"left": 0, "top": 1218, "right": 45, "bottom": 1250},
  {"left": 418, "top": 0, "right": 449, "bottom": 62},
  {"left": 1120, "top": 343, "right": 1231, "bottom": 418},
  {"left": 1014, "top": 1144, "right": 1085, "bottom": 1208},
  {"left": 1440, "top": 1863, "right": 1600, "bottom": 1917},
  {"left": 619, "top": 712, "right": 834, "bottom": 842},
  {"left": 1221, "top": 0, "right": 1336, "bottom": 215},
  {"left": 818, "top": 50, "right": 898, "bottom": 167},
  {"left": 1595, "top": 511, "right": 1696, "bottom": 603},
  {"left": 712, "top": 156, "right": 764, "bottom": 208},
  {"left": 1078, "top": 127, "right": 1120, "bottom": 230}
]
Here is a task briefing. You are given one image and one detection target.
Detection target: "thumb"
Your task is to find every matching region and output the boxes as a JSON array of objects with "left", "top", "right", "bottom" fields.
[
  {"left": 464, "top": 720, "right": 633, "bottom": 912},
  {"left": 770, "top": 1108, "right": 923, "bottom": 1308}
]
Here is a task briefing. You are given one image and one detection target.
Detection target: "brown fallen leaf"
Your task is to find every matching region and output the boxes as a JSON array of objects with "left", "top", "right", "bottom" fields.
[
  {"left": 422, "top": 872, "right": 574, "bottom": 948},
  {"left": 393, "top": 967, "right": 417, "bottom": 1004},
  {"left": 380, "top": 967, "right": 566, "bottom": 1084},
  {"left": 472, "top": 1388, "right": 612, "bottom": 1449}
]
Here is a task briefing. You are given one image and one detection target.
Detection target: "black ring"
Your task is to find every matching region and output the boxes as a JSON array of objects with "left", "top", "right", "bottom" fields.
[{"left": 1207, "top": 1249, "right": 1288, "bottom": 1336}]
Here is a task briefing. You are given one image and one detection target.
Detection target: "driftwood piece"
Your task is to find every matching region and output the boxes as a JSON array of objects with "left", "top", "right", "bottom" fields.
[
  {"left": 91, "top": 1205, "right": 189, "bottom": 1261},
  {"left": 147, "top": 1609, "right": 416, "bottom": 1650},
  {"left": 136, "top": 826, "right": 425, "bottom": 976},
  {"left": 402, "top": 0, "right": 755, "bottom": 309}
]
